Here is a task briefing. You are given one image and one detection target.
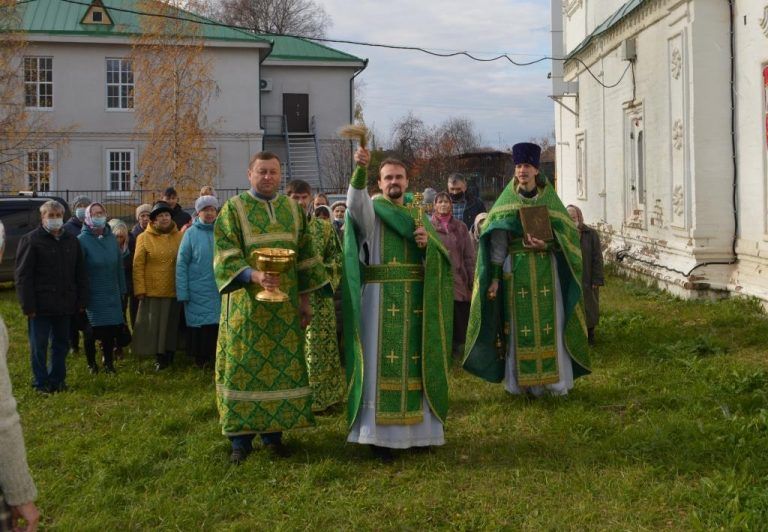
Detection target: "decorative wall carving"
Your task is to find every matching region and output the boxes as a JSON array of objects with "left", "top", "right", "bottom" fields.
[
  {"left": 670, "top": 48, "right": 682, "bottom": 79},
  {"left": 760, "top": 5, "right": 768, "bottom": 37},
  {"left": 671, "top": 119, "right": 684, "bottom": 150},
  {"left": 672, "top": 185, "right": 684, "bottom": 217},
  {"left": 564, "top": 0, "right": 583, "bottom": 18},
  {"left": 575, "top": 133, "right": 587, "bottom": 199},
  {"left": 668, "top": 32, "right": 689, "bottom": 229}
]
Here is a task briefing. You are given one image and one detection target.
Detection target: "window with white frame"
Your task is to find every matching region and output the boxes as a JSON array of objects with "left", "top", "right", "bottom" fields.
[
  {"left": 106, "top": 58, "right": 134, "bottom": 109},
  {"left": 107, "top": 150, "right": 134, "bottom": 192},
  {"left": 24, "top": 57, "right": 53, "bottom": 108},
  {"left": 27, "top": 151, "right": 53, "bottom": 192}
]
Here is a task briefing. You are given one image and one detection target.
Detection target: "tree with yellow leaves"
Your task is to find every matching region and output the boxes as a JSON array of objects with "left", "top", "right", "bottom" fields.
[
  {"left": 130, "top": 0, "right": 218, "bottom": 199},
  {"left": 0, "top": 0, "right": 69, "bottom": 190}
]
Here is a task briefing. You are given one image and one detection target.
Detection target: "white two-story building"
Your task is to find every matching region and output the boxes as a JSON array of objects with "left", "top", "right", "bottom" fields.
[
  {"left": 552, "top": 0, "right": 768, "bottom": 302},
  {"left": 7, "top": 0, "right": 365, "bottom": 202}
]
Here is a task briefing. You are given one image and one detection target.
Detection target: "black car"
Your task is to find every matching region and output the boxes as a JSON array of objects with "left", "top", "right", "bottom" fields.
[{"left": 0, "top": 195, "right": 70, "bottom": 282}]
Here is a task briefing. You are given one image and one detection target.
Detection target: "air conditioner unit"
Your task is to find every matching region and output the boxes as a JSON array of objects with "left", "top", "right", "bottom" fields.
[{"left": 260, "top": 78, "right": 273, "bottom": 92}]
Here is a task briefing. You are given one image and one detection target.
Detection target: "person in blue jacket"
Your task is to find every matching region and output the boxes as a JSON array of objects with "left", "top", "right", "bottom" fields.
[
  {"left": 176, "top": 195, "right": 221, "bottom": 368},
  {"left": 77, "top": 203, "right": 126, "bottom": 374}
]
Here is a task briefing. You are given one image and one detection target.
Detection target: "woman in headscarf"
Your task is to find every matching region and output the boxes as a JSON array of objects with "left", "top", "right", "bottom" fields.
[
  {"left": 108, "top": 219, "right": 133, "bottom": 360},
  {"left": 431, "top": 192, "right": 476, "bottom": 360},
  {"left": 132, "top": 201, "right": 183, "bottom": 370},
  {"left": 566, "top": 205, "right": 604, "bottom": 345},
  {"left": 78, "top": 203, "right": 126, "bottom": 374}
]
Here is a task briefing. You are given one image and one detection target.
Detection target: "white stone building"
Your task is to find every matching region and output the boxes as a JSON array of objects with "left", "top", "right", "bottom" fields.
[
  {"left": 552, "top": 0, "right": 768, "bottom": 302},
  {"left": 9, "top": 0, "right": 364, "bottom": 200}
]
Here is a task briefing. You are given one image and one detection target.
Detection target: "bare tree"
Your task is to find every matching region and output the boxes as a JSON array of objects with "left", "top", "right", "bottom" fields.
[
  {"left": 387, "top": 112, "right": 481, "bottom": 189},
  {"left": 217, "top": 0, "right": 331, "bottom": 38},
  {"left": 437, "top": 117, "right": 480, "bottom": 156},
  {"left": 0, "top": 0, "right": 70, "bottom": 190},
  {"left": 390, "top": 111, "right": 427, "bottom": 165},
  {"left": 131, "top": 0, "right": 219, "bottom": 198}
]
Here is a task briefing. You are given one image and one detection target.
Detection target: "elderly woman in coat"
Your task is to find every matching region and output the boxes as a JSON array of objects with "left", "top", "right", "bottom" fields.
[
  {"left": 176, "top": 196, "right": 221, "bottom": 368},
  {"left": 566, "top": 205, "right": 605, "bottom": 345},
  {"left": 133, "top": 201, "right": 183, "bottom": 370},
  {"left": 431, "top": 191, "right": 476, "bottom": 359},
  {"left": 78, "top": 203, "right": 126, "bottom": 374}
]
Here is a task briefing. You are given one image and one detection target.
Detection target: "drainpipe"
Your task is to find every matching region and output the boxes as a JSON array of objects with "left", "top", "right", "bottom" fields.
[{"left": 258, "top": 39, "right": 275, "bottom": 145}]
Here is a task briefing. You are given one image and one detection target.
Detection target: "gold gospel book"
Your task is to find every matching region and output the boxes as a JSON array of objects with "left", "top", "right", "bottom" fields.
[{"left": 519, "top": 205, "right": 554, "bottom": 241}]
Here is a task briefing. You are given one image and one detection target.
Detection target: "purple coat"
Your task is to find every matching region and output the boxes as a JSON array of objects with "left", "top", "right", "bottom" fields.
[{"left": 431, "top": 214, "right": 476, "bottom": 302}]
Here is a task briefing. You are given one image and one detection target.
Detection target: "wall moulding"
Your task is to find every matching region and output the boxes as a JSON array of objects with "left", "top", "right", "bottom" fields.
[
  {"left": 564, "top": 0, "right": 671, "bottom": 77},
  {"left": 760, "top": 5, "right": 768, "bottom": 37},
  {"left": 564, "top": 0, "right": 583, "bottom": 18}
]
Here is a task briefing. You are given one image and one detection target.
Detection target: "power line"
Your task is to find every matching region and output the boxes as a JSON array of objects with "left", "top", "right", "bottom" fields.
[{"left": 44, "top": 0, "right": 630, "bottom": 90}]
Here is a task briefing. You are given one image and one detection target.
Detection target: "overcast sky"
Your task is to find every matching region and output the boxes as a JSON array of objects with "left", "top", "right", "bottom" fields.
[{"left": 319, "top": 0, "right": 555, "bottom": 150}]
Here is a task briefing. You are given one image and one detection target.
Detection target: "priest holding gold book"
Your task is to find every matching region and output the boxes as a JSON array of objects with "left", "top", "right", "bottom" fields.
[
  {"left": 213, "top": 151, "right": 328, "bottom": 464},
  {"left": 463, "top": 142, "right": 591, "bottom": 397}
]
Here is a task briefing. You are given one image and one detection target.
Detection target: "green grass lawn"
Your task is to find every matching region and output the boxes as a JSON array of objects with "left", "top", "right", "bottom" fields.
[{"left": 2, "top": 273, "right": 768, "bottom": 530}]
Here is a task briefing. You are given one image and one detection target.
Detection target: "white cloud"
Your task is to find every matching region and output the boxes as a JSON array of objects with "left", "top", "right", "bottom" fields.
[{"left": 318, "top": 0, "right": 556, "bottom": 148}]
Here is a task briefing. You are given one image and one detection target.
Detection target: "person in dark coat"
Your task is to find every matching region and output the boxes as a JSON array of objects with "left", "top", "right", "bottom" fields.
[
  {"left": 15, "top": 200, "right": 87, "bottom": 393},
  {"left": 129, "top": 204, "right": 151, "bottom": 327},
  {"left": 62, "top": 195, "right": 91, "bottom": 352},
  {"left": 431, "top": 192, "right": 476, "bottom": 359},
  {"left": 567, "top": 205, "right": 605, "bottom": 345},
  {"left": 447, "top": 174, "right": 486, "bottom": 230},
  {"left": 62, "top": 195, "right": 91, "bottom": 238},
  {"left": 161, "top": 187, "right": 192, "bottom": 230}
]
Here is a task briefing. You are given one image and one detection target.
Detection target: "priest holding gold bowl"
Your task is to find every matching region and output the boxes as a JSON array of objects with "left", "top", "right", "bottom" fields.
[{"left": 213, "top": 151, "right": 328, "bottom": 464}]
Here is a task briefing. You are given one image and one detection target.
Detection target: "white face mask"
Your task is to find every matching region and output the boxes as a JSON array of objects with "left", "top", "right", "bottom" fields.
[{"left": 45, "top": 217, "right": 64, "bottom": 231}]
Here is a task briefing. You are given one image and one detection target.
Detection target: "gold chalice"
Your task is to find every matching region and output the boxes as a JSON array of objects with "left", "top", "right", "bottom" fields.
[{"left": 251, "top": 248, "right": 296, "bottom": 303}]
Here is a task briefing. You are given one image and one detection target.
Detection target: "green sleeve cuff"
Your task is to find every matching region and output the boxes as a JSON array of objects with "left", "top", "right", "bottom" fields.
[
  {"left": 491, "top": 263, "right": 503, "bottom": 280},
  {"left": 350, "top": 166, "right": 367, "bottom": 189}
]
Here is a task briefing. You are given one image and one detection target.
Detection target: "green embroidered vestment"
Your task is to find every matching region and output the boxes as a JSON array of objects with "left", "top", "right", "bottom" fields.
[
  {"left": 342, "top": 171, "right": 453, "bottom": 429},
  {"left": 304, "top": 217, "right": 344, "bottom": 412},
  {"left": 213, "top": 192, "right": 328, "bottom": 436},
  {"left": 463, "top": 181, "right": 591, "bottom": 385}
]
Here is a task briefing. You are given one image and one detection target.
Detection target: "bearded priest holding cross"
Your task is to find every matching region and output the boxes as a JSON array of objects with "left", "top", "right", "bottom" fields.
[{"left": 342, "top": 146, "right": 453, "bottom": 463}]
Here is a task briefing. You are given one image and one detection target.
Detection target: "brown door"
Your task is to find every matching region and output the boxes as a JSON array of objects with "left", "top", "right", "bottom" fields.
[{"left": 283, "top": 93, "right": 309, "bottom": 132}]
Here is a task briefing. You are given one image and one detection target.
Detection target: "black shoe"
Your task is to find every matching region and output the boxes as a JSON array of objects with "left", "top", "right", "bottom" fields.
[
  {"left": 370, "top": 445, "right": 395, "bottom": 464},
  {"left": 411, "top": 446, "right": 433, "bottom": 454},
  {"left": 88, "top": 364, "right": 99, "bottom": 375},
  {"left": 104, "top": 365, "right": 116, "bottom": 374},
  {"left": 264, "top": 442, "right": 292, "bottom": 458},
  {"left": 155, "top": 354, "right": 168, "bottom": 371},
  {"left": 52, "top": 383, "right": 68, "bottom": 393},
  {"left": 587, "top": 328, "right": 596, "bottom": 346},
  {"left": 229, "top": 448, "right": 249, "bottom": 465}
]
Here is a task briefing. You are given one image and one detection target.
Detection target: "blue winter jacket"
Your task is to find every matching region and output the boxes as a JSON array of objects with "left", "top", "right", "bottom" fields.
[
  {"left": 78, "top": 224, "right": 126, "bottom": 327},
  {"left": 176, "top": 218, "right": 220, "bottom": 327}
]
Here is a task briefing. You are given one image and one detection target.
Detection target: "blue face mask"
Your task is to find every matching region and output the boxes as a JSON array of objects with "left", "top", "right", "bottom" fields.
[
  {"left": 91, "top": 216, "right": 107, "bottom": 228},
  {"left": 75, "top": 207, "right": 86, "bottom": 221}
]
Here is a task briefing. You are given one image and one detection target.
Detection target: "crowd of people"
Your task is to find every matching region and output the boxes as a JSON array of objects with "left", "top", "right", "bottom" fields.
[{"left": 1, "top": 141, "right": 606, "bottom": 527}]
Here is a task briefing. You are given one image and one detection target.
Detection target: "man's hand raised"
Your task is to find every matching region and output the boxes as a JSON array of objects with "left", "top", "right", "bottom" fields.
[{"left": 354, "top": 147, "right": 370, "bottom": 168}]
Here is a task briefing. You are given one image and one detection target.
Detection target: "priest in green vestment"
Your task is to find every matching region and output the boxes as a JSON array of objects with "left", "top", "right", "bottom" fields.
[
  {"left": 285, "top": 179, "right": 345, "bottom": 413},
  {"left": 463, "top": 142, "right": 591, "bottom": 396},
  {"left": 213, "top": 152, "right": 328, "bottom": 464},
  {"left": 343, "top": 147, "right": 453, "bottom": 462}
]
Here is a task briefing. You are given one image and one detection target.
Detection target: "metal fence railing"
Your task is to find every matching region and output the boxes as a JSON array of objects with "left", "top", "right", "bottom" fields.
[{"left": 6, "top": 189, "right": 249, "bottom": 221}]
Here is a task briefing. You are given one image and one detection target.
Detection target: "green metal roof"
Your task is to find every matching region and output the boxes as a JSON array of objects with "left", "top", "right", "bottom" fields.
[
  {"left": 12, "top": 0, "right": 365, "bottom": 63},
  {"left": 17, "top": 0, "right": 269, "bottom": 43},
  {"left": 266, "top": 35, "right": 364, "bottom": 63},
  {"left": 567, "top": 0, "right": 646, "bottom": 59}
]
